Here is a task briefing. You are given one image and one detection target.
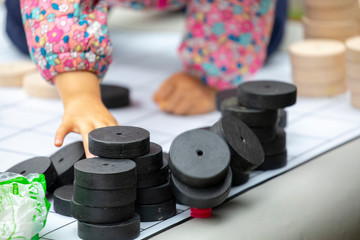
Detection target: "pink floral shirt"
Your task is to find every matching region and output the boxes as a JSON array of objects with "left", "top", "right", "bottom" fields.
[{"left": 20, "top": 0, "right": 275, "bottom": 89}]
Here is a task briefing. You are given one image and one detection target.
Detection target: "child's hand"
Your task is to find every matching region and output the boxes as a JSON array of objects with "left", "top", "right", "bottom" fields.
[
  {"left": 55, "top": 96, "right": 118, "bottom": 158},
  {"left": 153, "top": 72, "right": 217, "bottom": 115},
  {"left": 54, "top": 72, "right": 118, "bottom": 158}
]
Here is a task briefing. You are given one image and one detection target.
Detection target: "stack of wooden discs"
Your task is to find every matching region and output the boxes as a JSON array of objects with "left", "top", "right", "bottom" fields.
[
  {"left": 358, "top": 0, "right": 360, "bottom": 33},
  {"left": 0, "top": 61, "right": 37, "bottom": 87},
  {"left": 289, "top": 39, "right": 347, "bottom": 97},
  {"left": 345, "top": 36, "right": 360, "bottom": 108},
  {"left": 303, "top": 0, "right": 360, "bottom": 42},
  {"left": 23, "top": 71, "right": 59, "bottom": 99}
]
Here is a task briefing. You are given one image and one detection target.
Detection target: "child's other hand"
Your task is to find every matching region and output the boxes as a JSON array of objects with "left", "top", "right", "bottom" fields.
[
  {"left": 54, "top": 72, "right": 118, "bottom": 158},
  {"left": 153, "top": 72, "right": 217, "bottom": 115}
]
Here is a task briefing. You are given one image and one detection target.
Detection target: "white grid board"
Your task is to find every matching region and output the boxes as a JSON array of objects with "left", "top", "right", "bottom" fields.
[{"left": 1, "top": 5, "right": 360, "bottom": 239}]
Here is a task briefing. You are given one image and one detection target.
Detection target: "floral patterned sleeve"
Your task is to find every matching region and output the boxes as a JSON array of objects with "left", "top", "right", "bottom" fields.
[
  {"left": 178, "top": 0, "right": 276, "bottom": 90},
  {"left": 20, "top": 0, "right": 112, "bottom": 83}
]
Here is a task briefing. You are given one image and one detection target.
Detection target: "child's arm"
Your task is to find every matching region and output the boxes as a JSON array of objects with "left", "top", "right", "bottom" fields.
[
  {"left": 55, "top": 72, "right": 117, "bottom": 157},
  {"left": 154, "top": 0, "right": 276, "bottom": 115},
  {"left": 19, "top": 1, "right": 112, "bottom": 83},
  {"left": 20, "top": 0, "right": 114, "bottom": 157}
]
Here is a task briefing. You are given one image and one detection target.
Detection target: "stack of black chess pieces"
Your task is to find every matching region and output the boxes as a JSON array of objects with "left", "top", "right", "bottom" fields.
[
  {"left": 6, "top": 126, "right": 176, "bottom": 240},
  {"left": 215, "top": 80, "right": 296, "bottom": 177},
  {"left": 165, "top": 80, "right": 296, "bottom": 217},
  {"left": 73, "top": 126, "right": 176, "bottom": 239}
]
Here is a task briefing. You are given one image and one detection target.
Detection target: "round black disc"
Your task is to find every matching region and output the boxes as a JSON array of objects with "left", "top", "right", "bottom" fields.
[
  {"left": 169, "top": 129, "right": 231, "bottom": 188},
  {"left": 237, "top": 81, "right": 297, "bottom": 109},
  {"left": 170, "top": 169, "right": 232, "bottom": 209},
  {"left": 251, "top": 125, "right": 277, "bottom": 142},
  {"left": 74, "top": 158, "right": 136, "bottom": 190},
  {"left": 137, "top": 157, "right": 169, "bottom": 189},
  {"left": 231, "top": 167, "right": 250, "bottom": 186},
  {"left": 210, "top": 115, "right": 264, "bottom": 173},
  {"left": 53, "top": 185, "right": 73, "bottom": 217},
  {"left": 73, "top": 183, "right": 136, "bottom": 208},
  {"left": 50, "top": 141, "right": 85, "bottom": 189},
  {"left": 88, "top": 126, "right": 150, "bottom": 158},
  {"left": 221, "top": 97, "right": 279, "bottom": 127},
  {"left": 100, "top": 84, "right": 130, "bottom": 109},
  {"left": 215, "top": 88, "right": 237, "bottom": 111},
  {"left": 77, "top": 214, "right": 140, "bottom": 240},
  {"left": 135, "top": 198, "right": 176, "bottom": 222},
  {"left": 6, "top": 156, "right": 58, "bottom": 190},
  {"left": 261, "top": 128, "right": 286, "bottom": 156},
  {"left": 71, "top": 198, "right": 134, "bottom": 224},
  {"left": 256, "top": 151, "right": 288, "bottom": 170},
  {"left": 136, "top": 180, "right": 173, "bottom": 205},
  {"left": 132, "top": 142, "right": 163, "bottom": 174}
]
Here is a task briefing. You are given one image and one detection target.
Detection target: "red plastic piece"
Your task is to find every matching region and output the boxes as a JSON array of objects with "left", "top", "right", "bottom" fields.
[{"left": 190, "top": 208, "right": 212, "bottom": 218}]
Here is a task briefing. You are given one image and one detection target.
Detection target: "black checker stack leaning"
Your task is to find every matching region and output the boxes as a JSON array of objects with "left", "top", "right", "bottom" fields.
[
  {"left": 218, "top": 80, "right": 297, "bottom": 172},
  {"left": 210, "top": 115, "right": 264, "bottom": 186}
]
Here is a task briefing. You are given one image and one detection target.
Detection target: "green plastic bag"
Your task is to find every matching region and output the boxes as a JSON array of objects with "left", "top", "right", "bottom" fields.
[{"left": 0, "top": 172, "right": 50, "bottom": 240}]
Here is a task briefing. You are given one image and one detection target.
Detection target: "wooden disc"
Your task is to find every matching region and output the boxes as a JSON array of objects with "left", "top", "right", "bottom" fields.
[
  {"left": 23, "top": 71, "right": 59, "bottom": 98},
  {"left": 347, "top": 77, "right": 360, "bottom": 93},
  {"left": 289, "top": 39, "right": 345, "bottom": 68},
  {"left": 293, "top": 77, "right": 345, "bottom": 89},
  {"left": 346, "top": 61, "right": 360, "bottom": 77},
  {"left": 346, "top": 36, "right": 360, "bottom": 62},
  {"left": 351, "top": 92, "right": 360, "bottom": 108},
  {"left": 292, "top": 68, "right": 346, "bottom": 86},
  {"left": 305, "top": 32, "right": 356, "bottom": 42},
  {"left": 305, "top": 2, "right": 360, "bottom": 21},
  {"left": 296, "top": 81, "right": 347, "bottom": 97},
  {"left": 303, "top": 17, "right": 359, "bottom": 37},
  {"left": 304, "top": 0, "right": 357, "bottom": 9},
  {"left": 0, "top": 61, "right": 37, "bottom": 87}
]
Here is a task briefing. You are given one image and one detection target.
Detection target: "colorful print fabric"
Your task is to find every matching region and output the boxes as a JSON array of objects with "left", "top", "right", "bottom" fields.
[{"left": 20, "top": 0, "right": 275, "bottom": 89}]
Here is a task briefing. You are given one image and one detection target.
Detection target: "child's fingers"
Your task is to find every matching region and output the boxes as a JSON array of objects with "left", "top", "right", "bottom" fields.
[
  {"left": 172, "top": 100, "right": 192, "bottom": 115},
  {"left": 162, "top": 90, "right": 185, "bottom": 112},
  {"left": 55, "top": 123, "right": 73, "bottom": 147},
  {"left": 79, "top": 125, "right": 97, "bottom": 159},
  {"left": 153, "top": 81, "right": 175, "bottom": 102}
]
